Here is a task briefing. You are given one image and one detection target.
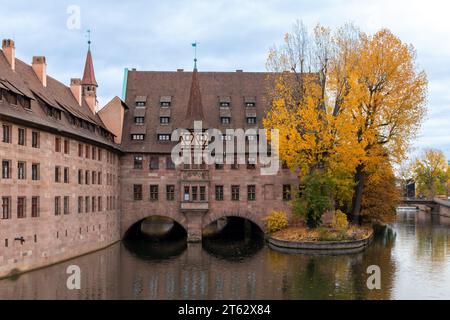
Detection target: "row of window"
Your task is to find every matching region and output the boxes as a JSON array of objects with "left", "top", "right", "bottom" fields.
[
  {"left": 132, "top": 184, "right": 294, "bottom": 202},
  {"left": 2, "top": 160, "right": 40, "bottom": 180},
  {"left": 135, "top": 100, "right": 256, "bottom": 109},
  {"left": 0, "top": 160, "right": 115, "bottom": 186},
  {"left": 132, "top": 155, "right": 265, "bottom": 171},
  {"left": 1, "top": 124, "right": 118, "bottom": 165},
  {"left": 133, "top": 116, "right": 257, "bottom": 126},
  {"left": 0, "top": 195, "right": 117, "bottom": 220}
]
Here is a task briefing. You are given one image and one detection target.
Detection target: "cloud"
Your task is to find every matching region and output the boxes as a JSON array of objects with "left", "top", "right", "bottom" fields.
[{"left": 1, "top": 0, "right": 449, "bottom": 158}]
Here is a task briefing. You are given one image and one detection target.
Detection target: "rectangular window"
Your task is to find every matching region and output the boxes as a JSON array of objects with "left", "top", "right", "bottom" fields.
[
  {"left": 166, "top": 156, "right": 175, "bottom": 170},
  {"left": 2, "top": 160, "right": 11, "bottom": 179},
  {"left": 136, "top": 101, "right": 146, "bottom": 107},
  {"left": 215, "top": 163, "right": 224, "bottom": 170},
  {"left": 160, "top": 101, "right": 171, "bottom": 107},
  {"left": 131, "top": 134, "right": 145, "bottom": 141},
  {"left": 78, "top": 196, "right": 83, "bottom": 214},
  {"left": 55, "top": 137, "right": 61, "bottom": 152},
  {"left": 157, "top": 134, "right": 171, "bottom": 141},
  {"left": 231, "top": 185, "right": 240, "bottom": 201},
  {"left": 220, "top": 102, "right": 230, "bottom": 108},
  {"left": 18, "top": 161, "right": 26, "bottom": 180},
  {"left": 64, "top": 167, "right": 69, "bottom": 183},
  {"left": 160, "top": 117, "right": 170, "bottom": 124},
  {"left": 31, "top": 197, "right": 40, "bottom": 218},
  {"left": 64, "top": 139, "right": 70, "bottom": 154},
  {"left": 192, "top": 186, "right": 198, "bottom": 202},
  {"left": 85, "top": 145, "right": 90, "bottom": 159},
  {"left": 246, "top": 102, "right": 256, "bottom": 107},
  {"left": 135, "top": 117, "right": 145, "bottom": 125},
  {"left": 85, "top": 170, "right": 90, "bottom": 185},
  {"left": 1, "top": 197, "right": 11, "bottom": 219},
  {"left": 2, "top": 125, "right": 11, "bottom": 143},
  {"left": 54, "top": 196, "right": 61, "bottom": 216},
  {"left": 149, "top": 156, "right": 159, "bottom": 170},
  {"left": 184, "top": 186, "right": 190, "bottom": 202},
  {"left": 98, "top": 196, "right": 102, "bottom": 212},
  {"left": 78, "top": 169, "right": 83, "bottom": 184},
  {"left": 64, "top": 196, "right": 70, "bottom": 215},
  {"left": 92, "top": 171, "right": 96, "bottom": 185},
  {"left": 78, "top": 143, "right": 83, "bottom": 157},
  {"left": 247, "top": 185, "right": 256, "bottom": 201},
  {"left": 17, "top": 197, "right": 26, "bottom": 219},
  {"left": 18, "top": 128, "right": 26, "bottom": 146},
  {"left": 246, "top": 117, "right": 257, "bottom": 124},
  {"left": 166, "top": 185, "right": 175, "bottom": 201},
  {"left": 32, "top": 131, "right": 40, "bottom": 148},
  {"left": 134, "top": 155, "right": 143, "bottom": 169},
  {"left": 220, "top": 117, "right": 231, "bottom": 125},
  {"left": 200, "top": 186, "right": 206, "bottom": 202},
  {"left": 55, "top": 166, "right": 61, "bottom": 183},
  {"left": 150, "top": 185, "right": 159, "bottom": 201},
  {"left": 134, "top": 185, "right": 143, "bottom": 201},
  {"left": 98, "top": 149, "right": 102, "bottom": 162},
  {"left": 283, "top": 185, "right": 292, "bottom": 201},
  {"left": 215, "top": 186, "right": 224, "bottom": 201},
  {"left": 92, "top": 147, "right": 96, "bottom": 160},
  {"left": 92, "top": 197, "right": 96, "bottom": 213},
  {"left": 31, "top": 163, "right": 40, "bottom": 181},
  {"left": 85, "top": 196, "right": 90, "bottom": 213},
  {"left": 98, "top": 172, "right": 102, "bottom": 185}
]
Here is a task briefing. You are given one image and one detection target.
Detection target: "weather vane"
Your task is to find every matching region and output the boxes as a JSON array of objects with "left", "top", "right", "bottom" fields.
[
  {"left": 86, "top": 29, "right": 92, "bottom": 48},
  {"left": 192, "top": 41, "right": 199, "bottom": 69}
]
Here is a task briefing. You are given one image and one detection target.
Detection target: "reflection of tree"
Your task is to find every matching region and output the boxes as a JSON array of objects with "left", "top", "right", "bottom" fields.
[
  {"left": 285, "top": 225, "right": 396, "bottom": 300},
  {"left": 415, "top": 215, "right": 448, "bottom": 264}
]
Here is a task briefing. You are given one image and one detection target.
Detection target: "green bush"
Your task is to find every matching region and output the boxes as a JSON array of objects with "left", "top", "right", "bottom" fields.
[
  {"left": 266, "top": 210, "right": 289, "bottom": 233},
  {"left": 293, "top": 171, "right": 335, "bottom": 229}
]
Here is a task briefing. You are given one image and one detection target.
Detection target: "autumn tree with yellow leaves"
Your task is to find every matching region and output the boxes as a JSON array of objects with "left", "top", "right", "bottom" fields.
[
  {"left": 264, "top": 21, "right": 427, "bottom": 224},
  {"left": 413, "top": 149, "right": 448, "bottom": 199}
]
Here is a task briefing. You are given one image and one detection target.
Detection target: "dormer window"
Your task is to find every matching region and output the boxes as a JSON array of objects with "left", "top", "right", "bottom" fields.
[
  {"left": 247, "top": 117, "right": 257, "bottom": 124},
  {"left": 131, "top": 134, "right": 145, "bottom": 141},
  {"left": 135, "top": 96, "right": 147, "bottom": 107},
  {"left": 160, "top": 96, "right": 172, "bottom": 108},
  {"left": 160, "top": 117, "right": 170, "bottom": 124},
  {"left": 221, "top": 117, "right": 231, "bottom": 125},
  {"left": 135, "top": 117, "right": 145, "bottom": 125},
  {"left": 158, "top": 134, "right": 171, "bottom": 141}
]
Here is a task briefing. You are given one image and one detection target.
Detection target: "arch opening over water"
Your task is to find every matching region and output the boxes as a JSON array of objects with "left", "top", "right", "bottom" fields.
[{"left": 202, "top": 216, "right": 265, "bottom": 261}]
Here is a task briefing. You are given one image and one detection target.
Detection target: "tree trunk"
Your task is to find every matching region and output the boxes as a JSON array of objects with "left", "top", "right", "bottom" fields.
[{"left": 351, "top": 164, "right": 365, "bottom": 224}]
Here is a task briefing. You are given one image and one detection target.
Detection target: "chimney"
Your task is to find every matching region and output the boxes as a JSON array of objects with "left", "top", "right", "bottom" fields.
[
  {"left": 2, "top": 39, "right": 15, "bottom": 70},
  {"left": 32, "top": 56, "right": 47, "bottom": 87},
  {"left": 70, "top": 78, "right": 82, "bottom": 106}
]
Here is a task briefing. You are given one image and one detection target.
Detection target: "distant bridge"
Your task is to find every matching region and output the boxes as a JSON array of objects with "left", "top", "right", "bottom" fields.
[{"left": 399, "top": 198, "right": 450, "bottom": 217}]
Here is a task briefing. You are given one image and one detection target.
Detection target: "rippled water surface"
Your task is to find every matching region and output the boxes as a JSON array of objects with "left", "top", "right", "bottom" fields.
[{"left": 0, "top": 210, "right": 449, "bottom": 300}]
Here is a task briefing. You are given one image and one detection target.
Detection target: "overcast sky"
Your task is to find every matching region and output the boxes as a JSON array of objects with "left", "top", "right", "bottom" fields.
[{"left": 1, "top": 0, "right": 449, "bottom": 159}]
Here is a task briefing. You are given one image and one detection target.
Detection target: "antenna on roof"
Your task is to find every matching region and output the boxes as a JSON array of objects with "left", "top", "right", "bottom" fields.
[{"left": 192, "top": 41, "right": 199, "bottom": 69}]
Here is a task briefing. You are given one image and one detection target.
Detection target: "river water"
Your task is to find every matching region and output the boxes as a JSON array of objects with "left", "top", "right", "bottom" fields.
[{"left": 0, "top": 210, "right": 449, "bottom": 300}]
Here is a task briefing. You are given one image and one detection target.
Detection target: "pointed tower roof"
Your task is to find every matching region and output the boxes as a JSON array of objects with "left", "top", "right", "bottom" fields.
[
  {"left": 82, "top": 49, "right": 98, "bottom": 87},
  {"left": 182, "top": 67, "right": 206, "bottom": 128}
]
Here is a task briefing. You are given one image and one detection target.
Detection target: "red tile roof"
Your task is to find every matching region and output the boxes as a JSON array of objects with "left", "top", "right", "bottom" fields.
[{"left": 82, "top": 49, "right": 98, "bottom": 86}]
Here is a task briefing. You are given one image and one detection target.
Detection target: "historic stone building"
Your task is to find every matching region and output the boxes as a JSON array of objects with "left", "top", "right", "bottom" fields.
[
  {"left": 0, "top": 39, "right": 121, "bottom": 278},
  {"left": 0, "top": 39, "right": 298, "bottom": 278}
]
